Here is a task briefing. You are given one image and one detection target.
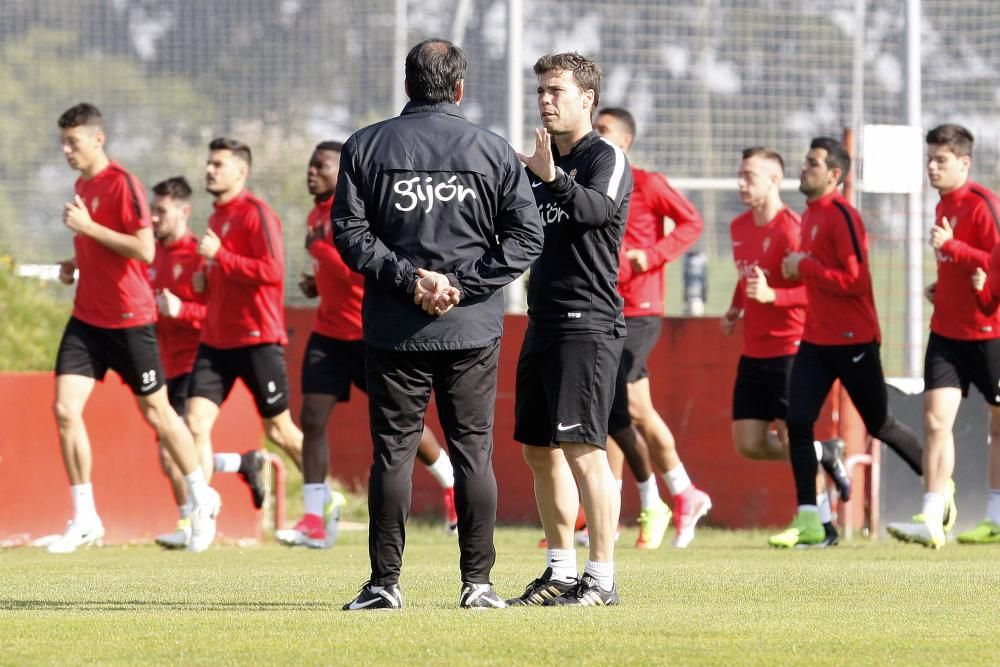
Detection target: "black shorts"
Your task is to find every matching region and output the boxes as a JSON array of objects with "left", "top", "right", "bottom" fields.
[
  {"left": 606, "top": 355, "right": 632, "bottom": 434},
  {"left": 190, "top": 343, "right": 291, "bottom": 418},
  {"left": 301, "top": 333, "right": 367, "bottom": 400},
  {"left": 55, "top": 317, "right": 165, "bottom": 396},
  {"left": 924, "top": 332, "right": 1000, "bottom": 405},
  {"left": 621, "top": 316, "right": 661, "bottom": 383},
  {"left": 167, "top": 373, "right": 193, "bottom": 415},
  {"left": 732, "top": 355, "right": 795, "bottom": 422},
  {"left": 514, "top": 328, "right": 624, "bottom": 448}
]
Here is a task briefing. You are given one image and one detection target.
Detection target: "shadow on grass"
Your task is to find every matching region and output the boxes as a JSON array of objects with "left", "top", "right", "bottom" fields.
[{"left": 1, "top": 599, "right": 340, "bottom": 612}]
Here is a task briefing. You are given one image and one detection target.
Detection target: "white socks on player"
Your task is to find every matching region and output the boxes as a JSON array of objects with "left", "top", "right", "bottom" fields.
[
  {"left": 546, "top": 548, "right": 577, "bottom": 583},
  {"left": 637, "top": 476, "right": 662, "bottom": 510},
  {"left": 816, "top": 492, "right": 832, "bottom": 524},
  {"left": 179, "top": 502, "right": 192, "bottom": 520},
  {"left": 664, "top": 464, "right": 692, "bottom": 496},
  {"left": 71, "top": 483, "right": 99, "bottom": 524},
  {"left": 922, "top": 492, "right": 945, "bottom": 526},
  {"left": 813, "top": 440, "right": 824, "bottom": 462},
  {"left": 425, "top": 450, "right": 455, "bottom": 489},
  {"left": 214, "top": 453, "right": 242, "bottom": 473},
  {"left": 303, "top": 483, "right": 328, "bottom": 517},
  {"left": 988, "top": 490, "right": 1000, "bottom": 525},
  {"left": 797, "top": 504, "right": 818, "bottom": 514},
  {"left": 583, "top": 560, "right": 615, "bottom": 591},
  {"left": 184, "top": 469, "right": 213, "bottom": 508}
]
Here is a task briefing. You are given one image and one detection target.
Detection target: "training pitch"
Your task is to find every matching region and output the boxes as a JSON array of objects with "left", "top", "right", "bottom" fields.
[{"left": 2, "top": 524, "right": 998, "bottom": 665}]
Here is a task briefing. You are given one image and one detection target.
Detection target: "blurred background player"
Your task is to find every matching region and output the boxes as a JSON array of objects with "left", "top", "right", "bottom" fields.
[
  {"left": 276, "top": 141, "right": 458, "bottom": 549},
  {"left": 593, "top": 106, "right": 711, "bottom": 549},
  {"left": 889, "top": 124, "right": 997, "bottom": 547},
  {"left": 147, "top": 176, "right": 264, "bottom": 549},
  {"left": 770, "top": 137, "right": 923, "bottom": 548},
  {"left": 721, "top": 146, "right": 847, "bottom": 547},
  {"left": 49, "top": 103, "right": 219, "bottom": 554},
  {"left": 184, "top": 138, "right": 303, "bottom": 514}
]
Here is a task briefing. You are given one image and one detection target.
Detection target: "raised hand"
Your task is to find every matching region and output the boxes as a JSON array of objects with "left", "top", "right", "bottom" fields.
[
  {"left": 930, "top": 217, "right": 954, "bottom": 250},
  {"left": 746, "top": 265, "right": 776, "bottom": 303},
  {"left": 198, "top": 228, "right": 221, "bottom": 260},
  {"left": 516, "top": 128, "right": 556, "bottom": 183},
  {"left": 63, "top": 195, "right": 94, "bottom": 235}
]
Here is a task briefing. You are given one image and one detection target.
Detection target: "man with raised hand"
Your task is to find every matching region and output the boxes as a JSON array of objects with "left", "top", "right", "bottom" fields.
[
  {"left": 333, "top": 38, "right": 543, "bottom": 610},
  {"left": 508, "top": 53, "right": 631, "bottom": 607},
  {"left": 50, "top": 103, "right": 219, "bottom": 554}
]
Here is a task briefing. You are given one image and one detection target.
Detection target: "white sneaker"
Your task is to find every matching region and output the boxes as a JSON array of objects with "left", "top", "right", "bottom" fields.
[
  {"left": 155, "top": 518, "right": 192, "bottom": 549},
  {"left": 324, "top": 491, "right": 347, "bottom": 548},
  {"left": 47, "top": 519, "right": 105, "bottom": 554},
  {"left": 188, "top": 488, "right": 222, "bottom": 552},
  {"left": 887, "top": 517, "right": 945, "bottom": 549}
]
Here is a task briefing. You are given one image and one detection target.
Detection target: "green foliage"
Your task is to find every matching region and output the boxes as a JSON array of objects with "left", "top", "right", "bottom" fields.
[
  {"left": 1, "top": 528, "right": 999, "bottom": 664},
  {"left": 0, "top": 256, "right": 71, "bottom": 371}
]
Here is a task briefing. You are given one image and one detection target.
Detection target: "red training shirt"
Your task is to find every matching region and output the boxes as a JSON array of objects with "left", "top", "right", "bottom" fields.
[
  {"left": 149, "top": 231, "right": 206, "bottom": 379},
  {"left": 308, "top": 196, "right": 363, "bottom": 341},
  {"left": 930, "top": 180, "right": 1000, "bottom": 340},
  {"left": 201, "top": 189, "right": 287, "bottom": 349},
  {"left": 72, "top": 161, "right": 156, "bottom": 329},
  {"left": 797, "top": 191, "right": 880, "bottom": 346},
  {"left": 728, "top": 207, "right": 807, "bottom": 358},
  {"left": 617, "top": 167, "right": 703, "bottom": 317}
]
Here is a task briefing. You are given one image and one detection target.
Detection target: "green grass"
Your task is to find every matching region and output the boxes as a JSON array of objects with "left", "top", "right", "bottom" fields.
[{"left": 2, "top": 526, "right": 999, "bottom": 665}]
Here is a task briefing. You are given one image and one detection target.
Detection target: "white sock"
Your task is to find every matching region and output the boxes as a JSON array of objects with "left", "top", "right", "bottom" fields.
[
  {"left": 545, "top": 548, "right": 577, "bottom": 583},
  {"left": 184, "top": 469, "right": 213, "bottom": 508},
  {"left": 303, "top": 483, "right": 328, "bottom": 517},
  {"left": 425, "top": 450, "right": 455, "bottom": 489},
  {"left": 987, "top": 490, "right": 1000, "bottom": 525},
  {"left": 637, "top": 476, "right": 662, "bottom": 509},
  {"left": 797, "top": 504, "right": 818, "bottom": 514},
  {"left": 583, "top": 560, "right": 615, "bottom": 591},
  {"left": 922, "top": 493, "right": 945, "bottom": 524},
  {"left": 179, "top": 503, "right": 192, "bottom": 519},
  {"left": 214, "top": 452, "right": 242, "bottom": 473},
  {"left": 616, "top": 479, "right": 624, "bottom": 493},
  {"left": 71, "top": 483, "right": 98, "bottom": 524},
  {"left": 816, "top": 492, "right": 832, "bottom": 524},
  {"left": 813, "top": 440, "right": 823, "bottom": 462},
  {"left": 664, "top": 464, "right": 692, "bottom": 496}
]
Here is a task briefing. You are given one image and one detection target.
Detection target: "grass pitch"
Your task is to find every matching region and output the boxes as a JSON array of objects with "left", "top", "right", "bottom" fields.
[{"left": 2, "top": 525, "right": 999, "bottom": 666}]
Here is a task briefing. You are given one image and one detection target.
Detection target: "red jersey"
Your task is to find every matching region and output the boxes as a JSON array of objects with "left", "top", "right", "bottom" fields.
[
  {"left": 930, "top": 181, "right": 1000, "bottom": 340},
  {"left": 149, "top": 231, "right": 206, "bottom": 379},
  {"left": 728, "top": 207, "right": 807, "bottom": 358},
  {"left": 72, "top": 162, "right": 156, "bottom": 329},
  {"left": 617, "top": 167, "right": 703, "bottom": 316},
  {"left": 307, "top": 197, "right": 364, "bottom": 341},
  {"left": 202, "top": 189, "right": 287, "bottom": 348},
  {"left": 797, "top": 191, "right": 880, "bottom": 346}
]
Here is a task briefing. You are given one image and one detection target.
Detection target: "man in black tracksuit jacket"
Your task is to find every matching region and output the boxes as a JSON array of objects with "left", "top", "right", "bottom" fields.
[{"left": 332, "top": 38, "right": 544, "bottom": 611}]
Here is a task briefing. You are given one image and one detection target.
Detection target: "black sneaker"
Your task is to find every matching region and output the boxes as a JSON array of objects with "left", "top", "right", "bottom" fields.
[
  {"left": 542, "top": 573, "right": 619, "bottom": 607},
  {"left": 459, "top": 583, "right": 507, "bottom": 609},
  {"left": 342, "top": 582, "right": 403, "bottom": 611},
  {"left": 506, "top": 567, "right": 576, "bottom": 606},
  {"left": 819, "top": 438, "right": 852, "bottom": 501},
  {"left": 796, "top": 521, "right": 840, "bottom": 549},
  {"left": 238, "top": 450, "right": 267, "bottom": 509}
]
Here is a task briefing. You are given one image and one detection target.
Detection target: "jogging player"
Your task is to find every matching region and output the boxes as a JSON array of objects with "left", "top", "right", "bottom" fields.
[
  {"left": 50, "top": 103, "right": 219, "bottom": 554},
  {"left": 509, "top": 53, "right": 630, "bottom": 607},
  {"left": 888, "top": 124, "right": 997, "bottom": 548},
  {"left": 769, "top": 137, "right": 923, "bottom": 548},
  {"left": 333, "top": 39, "right": 544, "bottom": 610},
  {"left": 594, "top": 106, "right": 711, "bottom": 549},
  {"left": 721, "top": 147, "right": 847, "bottom": 547},
  {"left": 276, "top": 141, "right": 459, "bottom": 549}
]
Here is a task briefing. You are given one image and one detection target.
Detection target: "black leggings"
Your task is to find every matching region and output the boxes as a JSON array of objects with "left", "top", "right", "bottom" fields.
[{"left": 786, "top": 342, "right": 922, "bottom": 506}]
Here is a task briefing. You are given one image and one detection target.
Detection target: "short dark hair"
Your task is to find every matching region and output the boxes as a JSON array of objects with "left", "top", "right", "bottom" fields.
[
  {"left": 152, "top": 176, "right": 193, "bottom": 201},
  {"left": 810, "top": 137, "right": 851, "bottom": 184},
  {"left": 405, "top": 38, "right": 467, "bottom": 104},
  {"left": 534, "top": 53, "right": 602, "bottom": 109},
  {"left": 315, "top": 140, "right": 344, "bottom": 154},
  {"left": 58, "top": 103, "right": 103, "bottom": 129},
  {"left": 597, "top": 107, "right": 636, "bottom": 138},
  {"left": 926, "top": 123, "right": 974, "bottom": 158},
  {"left": 209, "top": 137, "right": 252, "bottom": 168},
  {"left": 741, "top": 146, "right": 785, "bottom": 177}
]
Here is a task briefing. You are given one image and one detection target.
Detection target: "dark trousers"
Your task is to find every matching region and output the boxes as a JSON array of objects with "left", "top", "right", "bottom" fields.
[
  {"left": 365, "top": 341, "right": 500, "bottom": 586},
  {"left": 786, "top": 342, "right": 922, "bottom": 507}
]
